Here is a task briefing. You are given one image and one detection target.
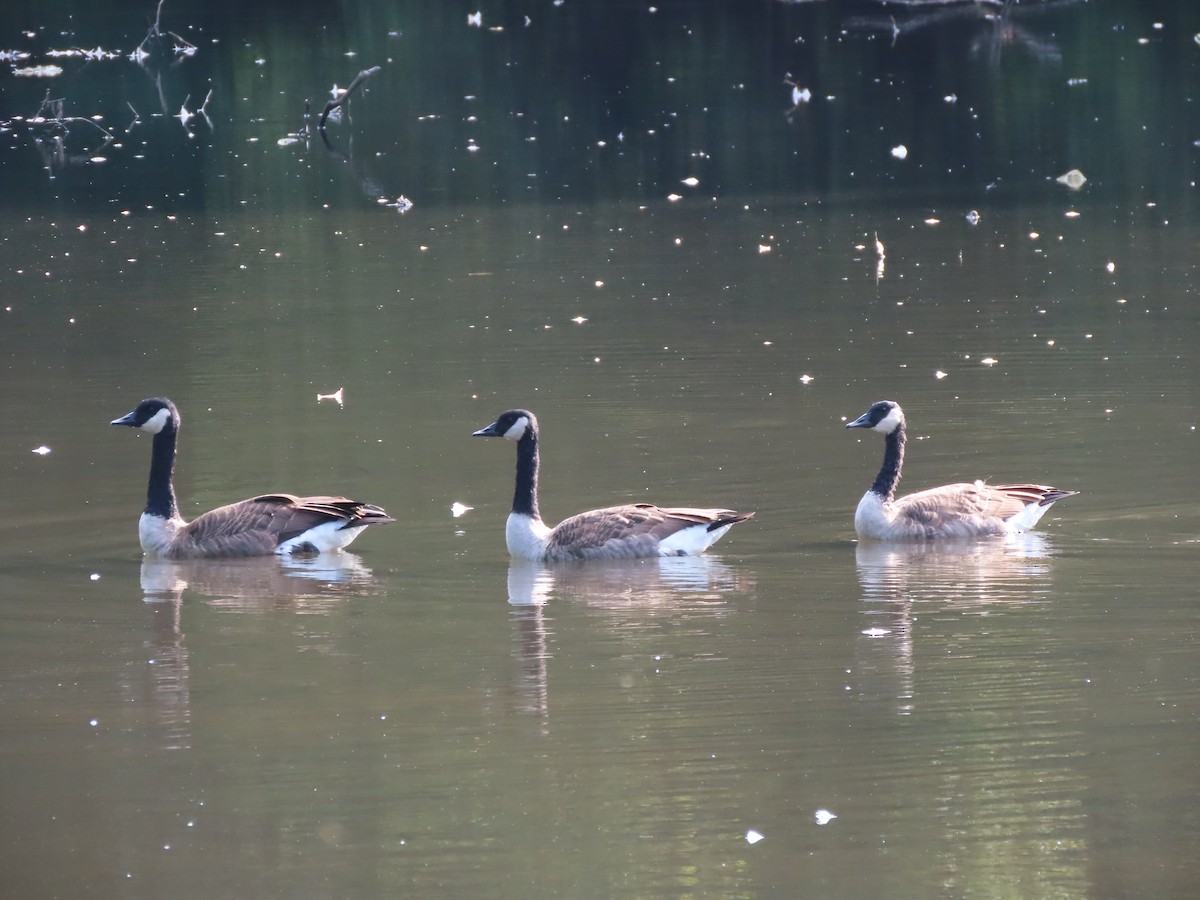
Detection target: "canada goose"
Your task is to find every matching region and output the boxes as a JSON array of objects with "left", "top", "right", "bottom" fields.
[
  {"left": 111, "top": 397, "right": 394, "bottom": 558},
  {"left": 845, "top": 400, "right": 1077, "bottom": 540},
  {"left": 472, "top": 409, "right": 754, "bottom": 561}
]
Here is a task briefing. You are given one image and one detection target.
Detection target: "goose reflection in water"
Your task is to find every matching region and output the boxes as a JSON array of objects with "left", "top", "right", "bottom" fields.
[
  {"left": 139, "top": 551, "right": 378, "bottom": 612},
  {"left": 134, "top": 553, "right": 380, "bottom": 749},
  {"left": 504, "top": 557, "right": 755, "bottom": 726},
  {"left": 131, "top": 573, "right": 192, "bottom": 751},
  {"left": 505, "top": 555, "right": 752, "bottom": 608},
  {"left": 852, "top": 532, "right": 1057, "bottom": 715}
]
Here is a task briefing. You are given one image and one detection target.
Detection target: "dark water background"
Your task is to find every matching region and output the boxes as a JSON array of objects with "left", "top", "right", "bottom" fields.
[{"left": 2, "top": 2, "right": 1198, "bottom": 897}]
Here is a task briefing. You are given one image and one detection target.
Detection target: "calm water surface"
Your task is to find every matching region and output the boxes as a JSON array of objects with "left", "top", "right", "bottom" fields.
[{"left": 2, "top": 2, "right": 1198, "bottom": 898}]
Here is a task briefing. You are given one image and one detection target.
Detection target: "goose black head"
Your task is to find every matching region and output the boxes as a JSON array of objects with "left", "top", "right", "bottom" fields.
[
  {"left": 473, "top": 409, "right": 537, "bottom": 442},
  {"left": 111, "top": 397, "right": 179, "bottom": 434},
  {"left": 846, "top": 400, "right": 905, "bottom": 434}
]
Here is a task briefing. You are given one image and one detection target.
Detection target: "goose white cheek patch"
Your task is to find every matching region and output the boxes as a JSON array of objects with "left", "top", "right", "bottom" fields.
[
  {"left": 503, "top": 416, "right": 529, "bottom": 441},
  {"left": 141, "top": 407, "right": 173, "bottom": 434},
  {"left": 875, "top": 406, "right": 904, "bottom": 433}
]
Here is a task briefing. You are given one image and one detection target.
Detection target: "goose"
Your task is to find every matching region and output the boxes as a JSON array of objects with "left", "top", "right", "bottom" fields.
[
  {"left": 110, "top": 397, "right": 394, "bottom": 558},
  {"left": 845, "top": 400, "right": 1077, "bottom": 541},
  {"left": 472, "top": 409, "right": 754, "bottom": 561}
]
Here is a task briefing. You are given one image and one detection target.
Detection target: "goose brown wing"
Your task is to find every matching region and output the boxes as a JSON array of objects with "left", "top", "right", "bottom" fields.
[
  {"left": 989, "top": 484, "right": 1078, "bottom": 507},
  {"left": 179, "top": 494, "right": 394, "bottom": 557},
  {"left": 893, "top": 482, "right": 1069, "bottom": 529},
  {"left": 546, "top": 503, "right": 749, "bottom": 556}
]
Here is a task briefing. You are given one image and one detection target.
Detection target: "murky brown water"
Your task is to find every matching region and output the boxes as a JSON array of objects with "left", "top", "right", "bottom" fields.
[{"left": 2, "top": 2, "right": 1199, "bottom": 897}]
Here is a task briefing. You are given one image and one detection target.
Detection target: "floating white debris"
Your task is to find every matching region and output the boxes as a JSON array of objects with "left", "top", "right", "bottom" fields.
[
  {"left": 451, "top": 502, "right": 473, "bottom": 518},
  {"left": 317, "top": 387, "right": 345, "bottom": 406},
  {"left": 791, "top": 85, "right": 812, "bottom": 105},
  {"left": 745, "top": 829, "right": 765, "bottom": 844},
  {"left": 814, "top": 809, "right": 837, "bottom": 825},
  {"left": 681, "top": 176, "right": 699, "bottom": 187},
  {"left": 1056, "top": 168, "right": 1087, "bottom": 190},
  {"left": 90, "top": 573, "right": 101, "bottom": 581},
  {"left": 666, "top": 193, "right": 683, "bottom": 202},
  {"left": 277, "top": 136, "right": 301, "bottom": 147},
  {"left": 177, "top": 98, "right": 195, "bottom": 127},
  {"left": 799, "top": 374, "right": 814, "bottom": 384},
  {"left": 571, "top": 316, "right": 588, "bottom": 324},
  {"left": 980, "top": 357, "right": 998, "bottom": 366},
  {"left": 862, "top": 627, "right": 890, "bottom": 637},
  {"left": 944, "top": 93, "right": 958, "bottom": 104},
  {"left": 32, "top": 445, "right": 52, "bottom": 455},
  {"left": 594, "top": 280, "right": 604, "bottom": 288},
  {"left": 935, "top": 370, "right": 948, "bottom": 380},
  {"left": 757, "top": 244, "right": 772, "bottom": 254},
  {"left": 965, "top": 209, "right": 981, "bottom": 225},
  {"left": 890, "top": 144, "right": 908, "bottom": 160},
  {"left": 467, "top": 11, "right": 483, "bottom": 27},
  {"left": 924, "top": 218, "right": 940, "bottom": 226},
  {"left": 14, "top": 65, "right": 64, "bottom": 77},
  {"left": 1106, "top": 261, "right": 1116, "bottom": 273},
  {"left": 1065, "top": 210, "right": 1080, "bottom": 218}
]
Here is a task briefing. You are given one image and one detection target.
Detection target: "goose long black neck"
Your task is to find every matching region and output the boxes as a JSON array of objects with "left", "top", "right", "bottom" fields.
[
  {"left": 871, "top": 424, "right": 905, "bottom": 501},
  {"left": 512, "top": 429, "right": 541, "bottom": 520},
  {"left": 146, "top": 422, "right": 181, "bottom": 520}
]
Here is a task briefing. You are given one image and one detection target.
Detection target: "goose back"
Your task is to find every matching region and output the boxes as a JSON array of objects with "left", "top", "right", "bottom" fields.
[
  {"left": 542, "top": 504, "right": 754, "bottom": 561},
  {"left": 856, "top": 481, "right": 1076, "bottom": 540},
  {"left": 150, "top": 494, "right": 395, "bottom": 559}
]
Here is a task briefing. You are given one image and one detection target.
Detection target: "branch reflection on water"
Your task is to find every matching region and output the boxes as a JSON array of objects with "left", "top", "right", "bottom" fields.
[
  {"left": 843, "top": 0, "right": 1081, "bottom": 65},
  {"left": 853, "top": 533, "right": 1057, "bottom": 715}
]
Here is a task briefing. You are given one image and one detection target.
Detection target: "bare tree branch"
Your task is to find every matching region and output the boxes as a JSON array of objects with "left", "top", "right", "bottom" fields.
[{"left": 318, "top": 66, "right": 381, "bottom": 131}]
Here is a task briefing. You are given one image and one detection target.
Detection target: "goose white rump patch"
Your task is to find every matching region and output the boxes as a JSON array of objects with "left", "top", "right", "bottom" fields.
[
  {"left": 277, "top": 520, "right": 367, "bottom": 554},
  {"left": 659, "top": 522, "right": 731, "bottom": 556}
]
